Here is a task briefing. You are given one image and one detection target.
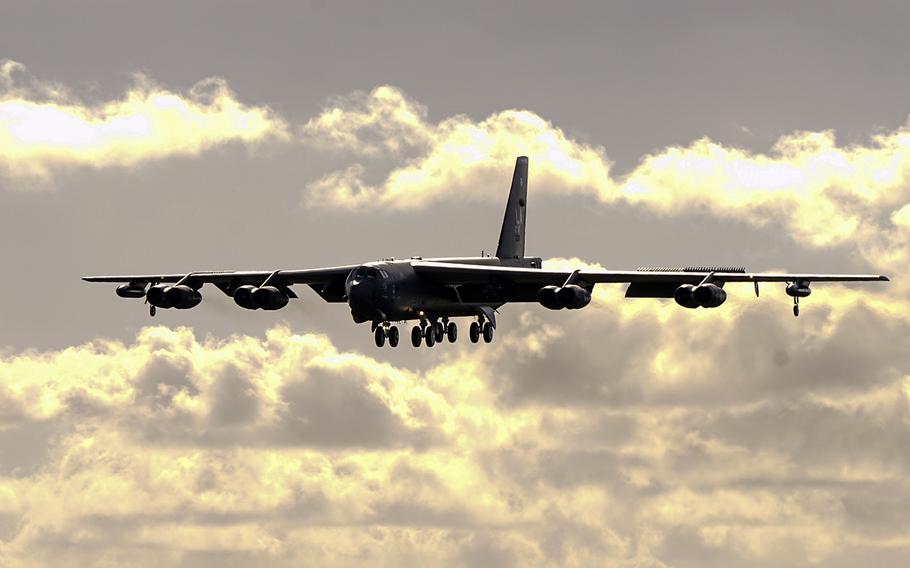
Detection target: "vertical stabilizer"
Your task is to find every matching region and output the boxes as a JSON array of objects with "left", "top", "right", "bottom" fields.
[{"left": 496, "top": 156, "right": 528, "bottom": 259}]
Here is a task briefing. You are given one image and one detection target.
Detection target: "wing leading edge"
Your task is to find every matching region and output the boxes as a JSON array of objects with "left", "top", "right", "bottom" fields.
[{"left": 411, "top": 261, "right": 889, "bottom": 286}]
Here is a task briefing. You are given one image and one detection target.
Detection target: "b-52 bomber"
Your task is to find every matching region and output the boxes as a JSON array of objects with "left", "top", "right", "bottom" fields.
[{"left": 84, "top": 157, "right": 889, "bottom": 348}]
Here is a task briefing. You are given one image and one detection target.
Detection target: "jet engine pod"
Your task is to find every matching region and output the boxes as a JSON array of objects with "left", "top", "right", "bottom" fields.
[
  {"left": 252, "top": 285, "right": 289, "bottom": 310},
  {"left": 674, "top": 284, "right": 699, "bottom": 309},
  {"left": 233, "top": 285, "right": 259, "bottom": 310},
  {"left": 537, "top": 285, "right": 563, "bottom": 310},
  {"left": 786, "top": 282, "right": 811, "bottom": 298},
  {"left": 692, "top": 283, "right": 727, "bottom": 308},
  {"left": 555, "top": 284, "right": 592, "bottom": 309},
  {"left": 116, "top": 283, "right": 146, "bottom": 298},
  {"left": 164, "top": 285, "right": 202, "bottom": 309},
  {"left": 146, "top": 284, "right": 173, "bottom": 308}
]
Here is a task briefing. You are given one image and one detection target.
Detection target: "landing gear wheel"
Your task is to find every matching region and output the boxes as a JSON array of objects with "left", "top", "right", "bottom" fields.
[
  {"left": 482, "top": 322, "right": 494, "bottom": 343},
  {"left": 425, "top": 326, "right": 436, "bottom": 347},
  {"left": 469, "top": 322, "right": 480, "bottom": 343},
  {"left": 793, "top": 304, "right": 800, "bottom": 317},
  {"left": 149, "top": 305, "right": 156, "bottom": 317},
  {"left": 388, "top": 326, "right": 399, "bottom": 347},
  {"left": 374, "top": 327, "right": 385, "bottom": 348},
  {"left": 411, "top": 326, "right": 422, "bottom": 347},
  {"left": 433, "top": 321, "right": 444, "bottom": 343},
  {"left": 446, "top": 322, "right": 457, "bottom": 343}
]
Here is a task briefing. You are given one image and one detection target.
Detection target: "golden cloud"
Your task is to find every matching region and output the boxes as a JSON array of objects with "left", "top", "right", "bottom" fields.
[
  {"left": 0, "top": 60, "right": 289, "bottom": 181},
  {"left": 301, "top": 86, "right": 910, "bottom": 275},
  {"left": 0, "top": 280, "right": 907, "bottom": 567}
]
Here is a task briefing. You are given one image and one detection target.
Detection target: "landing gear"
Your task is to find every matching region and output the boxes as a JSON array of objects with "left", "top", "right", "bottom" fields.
[
  {"left": 411, "top": 326, "right": 422, "bottom": 347},
  {"left": 373, "top": 323, "right": 400, "bottom": 347},
  {"left": 149, "top": 305, "right": 156, "bottom": 317},
  {"left": 388, "top": 325, "right": 399, "bottom": 347},
  {"left": 482, "top": 321, "right": 494, "bottom": 343},
  {"left": 793, "top": 298, "right": 800, "bottom": 317},
  {"left": 469, "top": 322, "right": 480, "bottom": 343},
  {"left": 425, "top": 325, "right": 436, "bottom": 347},
  {"left": 433, "top": 321, "right": 446, "bottom": 343},
  {"left": 446, "top": 321, "right": 457, "bottom": 343}
]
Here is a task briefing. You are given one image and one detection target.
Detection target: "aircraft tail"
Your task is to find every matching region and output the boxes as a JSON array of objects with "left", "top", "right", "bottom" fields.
[{"left": 496, "top": 156, "right": 528, "bottom": 259}]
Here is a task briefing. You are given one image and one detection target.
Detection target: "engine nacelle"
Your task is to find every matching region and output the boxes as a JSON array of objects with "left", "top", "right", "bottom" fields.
[
  {"left": 786, "top": 283, "right": 811, "bottom": 298},
  {"left": 674, "top": 284, "right": 699, "bottom": 309},
  {"left": 164, "top": 285, "right": 202, "bottom": 309},
  {"left": 537, "top": 285, "right": 563, "bottom": 310},
  {"left": 116, "top": 283, "right": 146, "bottom": 298},
  {"left": 555, "top": 284, "right": 592, "bottom": 310},
  {"left": 252, "top": 285, "right": 289, "bottom": 310},
  {"left": 233, "top": 285, "right": 259, "bottom": 310},
  {"left": 146, "top": 284, "right": 173, "bottom": 308},
  {"left": 692, "top": 283, "right": 727, "bottom": 308}
]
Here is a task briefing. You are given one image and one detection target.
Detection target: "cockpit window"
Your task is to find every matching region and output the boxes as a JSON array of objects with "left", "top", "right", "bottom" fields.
[{"left": 352, "top": 266, "right": 378, "bottom": 280}]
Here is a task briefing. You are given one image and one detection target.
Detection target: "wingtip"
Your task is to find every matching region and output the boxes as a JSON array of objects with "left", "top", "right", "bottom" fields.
[{"left": 880, "top": 275, "right": 890, "bottom": 281}]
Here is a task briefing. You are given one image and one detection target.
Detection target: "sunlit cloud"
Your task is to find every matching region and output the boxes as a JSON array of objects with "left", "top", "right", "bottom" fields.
[
  {"left": 0, "top": 60, "right": 289, "bottom": 181},
  {"left": 301, "top": 86, "right": 910, "bottom": 274},
  {"left": 0, "top": 273, "right": 907, "bottom": 566}
]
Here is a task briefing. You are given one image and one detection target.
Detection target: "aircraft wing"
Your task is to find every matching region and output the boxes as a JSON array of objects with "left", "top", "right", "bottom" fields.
[
  {"left": 411, "top": 261, "right": 889, "bottom": 287},
  {"left": 83, "top": 265, "right": 358, "bottom": 302}
]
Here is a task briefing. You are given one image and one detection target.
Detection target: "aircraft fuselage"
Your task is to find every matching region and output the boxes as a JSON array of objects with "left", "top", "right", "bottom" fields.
[{"left": 344, "top": 256, "right": 542, "bottom": 324}]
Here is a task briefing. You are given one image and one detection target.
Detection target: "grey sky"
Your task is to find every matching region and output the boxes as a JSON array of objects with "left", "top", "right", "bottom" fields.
[
  {"left": 0, "top": 2, "right": 909, "bottom": 566},
  {"left": 2, "top": 0, "right": 907, "bottom": 351}
]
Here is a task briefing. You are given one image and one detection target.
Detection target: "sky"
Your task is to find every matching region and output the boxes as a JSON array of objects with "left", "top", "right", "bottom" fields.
[{"left": 0, "top": 1, "right": 909, "bottom": 566}]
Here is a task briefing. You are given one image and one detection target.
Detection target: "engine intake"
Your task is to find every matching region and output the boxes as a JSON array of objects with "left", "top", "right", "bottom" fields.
[
  {"left": 556, "top": 284, "right": 592, "bottom": 309},
  {"left": 674, "top": 284, "right": 699, "bottom": 309},
  {"left": 537, "top": 285, "right": 563, "bottom": 310},
  {"left": 692, "top": 283, "right": 727, "bottom": 308},
  {"left": 164, "top": 285, "right": 202, "bottom": 310},
  {"left": 233, "top": 285, "right": 259, "bottom": 310},
  {"left": 146, "top": 284, "right": 173, "bottom": 309},
  {"left": 538, "top": 284, "right": 591, "bottom": 310},
  {"left": 251, "top": 286, "right": 289, "bottom": 310}
]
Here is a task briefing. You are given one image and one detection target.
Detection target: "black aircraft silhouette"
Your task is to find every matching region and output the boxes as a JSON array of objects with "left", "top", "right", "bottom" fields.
[{"left": 85, "top": 157, "right": 889, "bottom": 348}]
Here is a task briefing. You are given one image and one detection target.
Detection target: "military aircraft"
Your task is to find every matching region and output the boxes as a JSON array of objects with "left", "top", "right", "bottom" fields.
[{"left": 84, "top": 157, "right": 889, "bottom": 348}]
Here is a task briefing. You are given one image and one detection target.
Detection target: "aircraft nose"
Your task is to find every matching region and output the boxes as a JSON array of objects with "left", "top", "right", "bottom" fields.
[{"left": 347, "top": 278, "right": 373, "bottom": 304}]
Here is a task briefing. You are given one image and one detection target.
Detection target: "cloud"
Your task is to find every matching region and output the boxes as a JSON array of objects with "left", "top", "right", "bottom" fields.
[
  {"left": 0, "top": 315, "right": 907, "bottom": 566},
  {"left": 301, "top": 86, "right": 610, "bottom": 210},
  {"left": 0, "top": 60, "right": 289, "bottom": 181},
  {"left": 300, "top": 86, "right": 910, "bottom": 273}
]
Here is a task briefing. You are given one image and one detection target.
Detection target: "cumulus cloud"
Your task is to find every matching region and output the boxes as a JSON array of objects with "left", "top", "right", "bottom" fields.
[
  {"left": 0, "top": 301, "right": 907, "bottom": 566},
  {"left": 0, "top": 60, "right": 289, "bottom": 181},
  {"left": 301, "top": 86, "right": 610, "bottom": 210},
  {"left": 300, "top": 86, "right": 910, "bottom": 273}
]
